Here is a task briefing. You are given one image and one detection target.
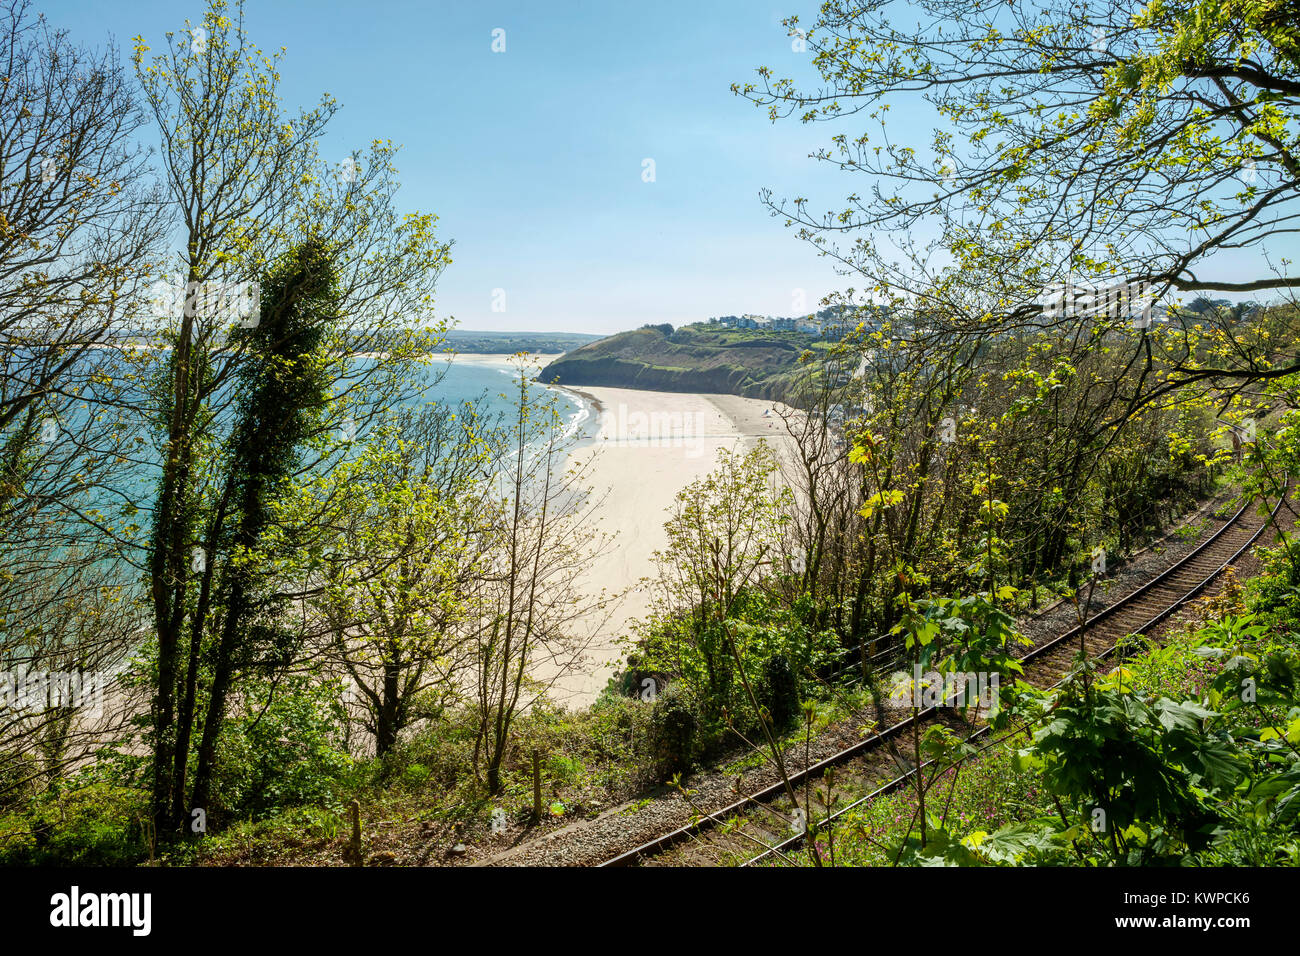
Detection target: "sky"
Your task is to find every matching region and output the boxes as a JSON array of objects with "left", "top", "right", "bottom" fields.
[
  {"left": 39, "top": 1, "right": 1282, "bottom": 337},
  {"left": 43, "top": 0, "right": 869, "bottom": 335}
]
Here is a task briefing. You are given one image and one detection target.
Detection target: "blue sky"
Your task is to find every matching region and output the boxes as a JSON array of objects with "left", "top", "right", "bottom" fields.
[
  {"left": 44, "top": 1, "right": 1279, "bottom": 336},
  {"left": 45, "top": 0, "right": 866, "bottom": 335}
]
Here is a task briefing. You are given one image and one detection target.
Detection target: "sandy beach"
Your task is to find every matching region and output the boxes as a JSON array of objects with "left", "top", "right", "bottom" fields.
[
  {"left": 549, "top": 386, "right": 789, "bottom": 707},
  {"left": 430, "top": 353, "right": 793, "bottom": 708}
]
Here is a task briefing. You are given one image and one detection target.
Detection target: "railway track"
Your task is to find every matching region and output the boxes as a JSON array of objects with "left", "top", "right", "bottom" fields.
[{"left": 600, "top": 488, "right": 1292, "bottom": 868}]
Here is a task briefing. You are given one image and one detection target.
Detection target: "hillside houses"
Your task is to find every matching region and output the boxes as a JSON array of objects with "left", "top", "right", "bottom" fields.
[{"left": 708, "top": 312, "right": 865, "bottom": 338}]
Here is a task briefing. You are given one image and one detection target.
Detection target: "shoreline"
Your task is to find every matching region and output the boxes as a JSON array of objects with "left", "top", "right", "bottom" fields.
[{"left": 563, "top": 385, "right": 605, "bottom": 416}]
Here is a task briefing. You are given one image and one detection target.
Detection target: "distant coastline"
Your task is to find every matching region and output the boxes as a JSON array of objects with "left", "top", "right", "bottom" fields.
[
  {"left": 444, "top": 329, "right": 602, "bottom": 355},
  {"left": 539, "top": 322, "right": 841, "bottom": 402}
]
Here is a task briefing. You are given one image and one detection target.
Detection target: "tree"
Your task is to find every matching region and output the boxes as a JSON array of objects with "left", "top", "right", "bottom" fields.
[
  {"left": 0, "top": 0, "right": 161, "bottom": 445},
  {"left": 183, "top": 239, "right": 338, "bottom": 821},
  {"left": 131, "top": 1, "right": 450, "bottom": 837},
  {"left": 470, "top": 359, "right": 610, "bottom": 795},
  {"left": 770, "top": 352, "right": 862, "bottom": 623},
  {"left": 0, "top": 0, "right": 161, "bottom": 812},
  {"left": 0, "top": 554, "right": 140, "bottom": 808},
  {"left": 737, "top": 0, "right": 1300, "bottom": 413},
  {"left": 651, "top": 443, "right": 793, "bottom": 712},
  {"left": 315, "top": 403, "right": 492, "bottom": 756}
]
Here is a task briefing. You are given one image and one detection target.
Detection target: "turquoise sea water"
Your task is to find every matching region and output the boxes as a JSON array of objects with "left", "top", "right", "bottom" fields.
[
  {"left": 425, "top": 356, "right": 591, "bottom": 443},
  {"left": 32, "top": 351, "right": 593, "bottom": 548}
]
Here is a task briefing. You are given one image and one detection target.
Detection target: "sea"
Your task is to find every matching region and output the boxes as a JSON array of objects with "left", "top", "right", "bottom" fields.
[
  {"left": 22, "top": 350, "right": 595, "bottom": 555},
  {"left": 427, "top": 355, "right": 592, "bottom": 444}
]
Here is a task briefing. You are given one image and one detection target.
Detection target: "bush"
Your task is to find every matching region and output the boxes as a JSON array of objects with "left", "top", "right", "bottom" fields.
[
  {"left": 210, "top": 676, "right": 353, "bottom": 821},
  {"left": 1246, "top": 544, "right": 1300, "bottom": 639},
  {"left": 634, "top": 590, "right": 838, "bottom": 758},
  {"left": 761, "top": 652, "right": 800, "bottom": 731},
  {"left": 0, "top": 779, "right": 147, "bottom": 866},
  {"left": 399, "top": 762, "right": 432, "bottom": 789},
  {"left": 383, "top": 718, "right": 478, "bottom": 792},
  {"left": 649, "top": 683, "right": 697, "bottom": 779}
]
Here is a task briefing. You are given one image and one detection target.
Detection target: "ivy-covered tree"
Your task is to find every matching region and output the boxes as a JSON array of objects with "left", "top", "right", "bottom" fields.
[{"left": 133, "top": 1, "right": 450, "bottom": 839}]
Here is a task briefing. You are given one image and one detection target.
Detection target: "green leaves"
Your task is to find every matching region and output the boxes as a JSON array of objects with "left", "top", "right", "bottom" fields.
[
  {"left": 890, "top": 592, "right": 1027, "bottom": 715},
  {"left": 860, "top": 488, "right": 905, "bottom": 518},
  {"left": 1006, "top": 614, "right": 1300, "bottom": 864},
  {"left": 1151, "top": 697, "right": 1217, "bottom": 732},
  {"left": 963, "top": 820, "right": 1064, "bottom": 865}
]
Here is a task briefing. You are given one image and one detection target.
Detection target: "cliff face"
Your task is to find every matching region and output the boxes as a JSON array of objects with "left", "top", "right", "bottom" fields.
[
  {"left": 540, "top": 355, "right": 785, "bottom": 398},
  {"left": 539, "top": 326, "right": 818, "bottom": 400}
]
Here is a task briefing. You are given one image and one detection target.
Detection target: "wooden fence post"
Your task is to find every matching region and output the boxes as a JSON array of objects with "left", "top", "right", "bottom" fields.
[{"left": 346, "top": 799, "right": 363, "bottom": 866}]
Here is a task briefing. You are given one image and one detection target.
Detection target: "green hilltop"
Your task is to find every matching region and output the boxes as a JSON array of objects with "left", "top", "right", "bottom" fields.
[{"left": 539, "top": 322, "right": 839, "bottom": 399}]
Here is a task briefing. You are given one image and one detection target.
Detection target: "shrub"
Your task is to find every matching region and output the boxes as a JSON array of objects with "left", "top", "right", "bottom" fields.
[
  {"left": 382, "top": 717, "right": 478, "bottom": 792},
  {"left": 761, "top": 652, "right": 800, "bottom": 731},
  {"left": 0, "top": 779, "right": 147, "bottom": 866},
  {"left": 399, "top": 762, "right": 432, "bottom": 789},
  {"left": 636, "top": 589, "right": 838, "bottom": 750},
  {"left": 649, "top": 683, "right": 697, "bottom": 779},
  {"left": 210, "top": 676, "right": 353, "bottom": 821}
]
